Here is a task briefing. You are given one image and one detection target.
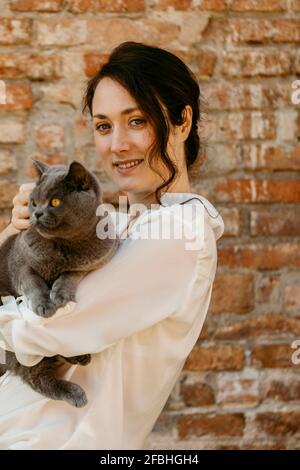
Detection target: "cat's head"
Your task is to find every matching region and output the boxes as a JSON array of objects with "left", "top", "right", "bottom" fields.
[{"left": 29, "top": 160, "right": 102, "bottom": 240}]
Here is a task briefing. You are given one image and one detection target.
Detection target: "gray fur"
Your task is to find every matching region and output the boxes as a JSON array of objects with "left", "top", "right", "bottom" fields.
[{"left": 0, "top": 160, "right": 119, "bottom": 407}]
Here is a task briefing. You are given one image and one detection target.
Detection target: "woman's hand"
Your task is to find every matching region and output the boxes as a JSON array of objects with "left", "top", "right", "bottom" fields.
[{"left": 11, "top": 182, "right": 36, "bottom": 231}]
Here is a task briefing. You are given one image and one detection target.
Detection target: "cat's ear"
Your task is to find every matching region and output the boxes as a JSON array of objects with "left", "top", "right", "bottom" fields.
[
  {"left": 31, "top": 159, "right": 49, "bottom": 178},
  {"left": 64, "top": 161, "right": 90, "bottom": 190}
]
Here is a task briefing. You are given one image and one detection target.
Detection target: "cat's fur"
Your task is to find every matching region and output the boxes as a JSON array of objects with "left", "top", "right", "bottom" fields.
[{"left": 0, "top": 159, "right": 119, "bottom": 407}]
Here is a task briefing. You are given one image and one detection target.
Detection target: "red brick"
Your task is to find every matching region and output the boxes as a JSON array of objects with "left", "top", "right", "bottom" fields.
[
  {"left": 83, "top": 52, "right": 110, "bottom": 78},
  {"left": 256, "top": 412, "right": 300, "bottom": 436},
  {"left": 36, "top": 125, "right": 65, "bottom": 150},
  {"left": 217, "top": 378, "right": 259, "bottom": 406},
  {"left": 223, "top": 50, "right": 291, "bottom": 78},
  {"left": 26, "top": 153, "right": 67, "bottom": 178},
  {"left": 218, "top": 243, "right": 300, "bottom": 270},
  {"left": 0, "top": 53, "right": 61, "bottom": 80},
  {"left": 263, "top": 380, "right": 300, "bottom": 402},
  {"left": 252, "top": 344, "right": 297, "bottom": 368},
  {"left": 0, "top": 119, "right": 25, "bottom": 143},
  {"left": 214, "top": 179, "right": 300, "bottom": 203},
  {"left": 0, "top": 149, "right": 17, "bottom": 175},
  {"left": 86, "top": 18, "right": 179, "bottom": 49},
  {"left": 0, "top": 18, "right": 31, "bottom": 45},
  {"left": 196, "top": 50, "right": 217, "bottom": 78},
  {"left": 235, "top": 442, "right": 286, "bottom": 450},
  {"left": 250, "top": 209, "right": 300, "bottom": 236},
  {"left": 178, "top": 413, "right": 245, "bottom": 439},
  {"left": 184, "top": 345, "right": 244, "bottom": 371},
  {"left": 180, "top": 381, "right": 215, "bottom": 406},
  {"left": 201, "top": 144, "right": 240, "bottom": 176},
  {"left": 152, "top": 0, "right": 193, "bottom": 10},
  {"left": 284, "top": 285, "right": 300, "bottom": 311},
  {"left": 170, "top": 49, "right": 217, "bottom": 78},
  {"left": 295, "top": 51, "right": 300, "bottom": 74},
  {"left": 217, "top": 208, "right": 241, "bottom": 237},
  {"left": 0, "top": 83, "right": 32, "bottom": 111},
  {"left": 201, "top": 82, "right": 290, "bottom": 111},
  {"left": 256, "top": 274, "right": 280, "bottom": 304},
  {"left": 231, "top": 0, "right": 287, "bottom": 11},
  {"left": 66, "top": 0, "right": 145, "bottom": 12},
  {"left": 277, "top": 111, "right": 298, "bottom": 141},
  {"left": 242, "top": 144, "right": 300, "bottom": 171},
  {"left": 230, "top": 19, "right": 300, "bottom": 44},
  {"left": 211, "top": 273, "right": 254, "bottom": 314},
  {"left": 152, "top": 412, "right": 177, "bottom": 434},
  {"left": 73, "top": 114, "right": 93, "bottom": 149},
  {"left": 36, "top": 19, "right": 87, "bottom": 46},
  {"left": 0, "top": 181, "right": 19, "bottom": 208},
  {"left": 202, "top": 18, "right": 230, "bottom": 43},
  {"left": 292, "top": 0, "right": 300, "bottom": 11},
  {"left": 209, "top": 112, "right": 276, "bottom": 142},
  {"left": 215, "top": 314, "right": 300, "bottom": 340},
  {"left": 196, "top": 0, "right": 227, "bottom": 9},
  {"left": 10, "top": 0, "right": 64, "bottom": 11},
  {"left": 153, "top": 0, "right": 227, "bottom": 10},
  {"left": 40, "top": 82, "right": 83, "bottom": 108}
]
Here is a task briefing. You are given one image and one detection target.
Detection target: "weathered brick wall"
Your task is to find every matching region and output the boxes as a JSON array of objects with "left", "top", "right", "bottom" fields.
[{"left": 0, "top": 0, "right": 299, "bottom": 450}]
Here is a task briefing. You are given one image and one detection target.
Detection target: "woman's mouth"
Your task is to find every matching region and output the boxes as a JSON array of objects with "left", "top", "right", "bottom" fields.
[{"left": 113, "top": 159, "right": 144, "bottom": 174}]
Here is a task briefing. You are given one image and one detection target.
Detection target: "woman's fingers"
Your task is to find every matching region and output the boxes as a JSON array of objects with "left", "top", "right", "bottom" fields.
[
  {"left": 12, "top": 205, "right": 30, "bottom": 219},
  {"left": 11, "top": 182, "right": 36, "bottom": 231},
  {"left": 11, "top": 217, "right": 31, "bottom": 231},
  {"left": 12, "top": 182, "right": 36, "bottom": 206}
]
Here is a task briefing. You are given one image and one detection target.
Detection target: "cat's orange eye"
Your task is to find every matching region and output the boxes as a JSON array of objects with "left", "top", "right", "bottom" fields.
[
  {"left": 31, "top": 199, "right": 36, "bottom": 207},
  {"left": 50, "top": 198, "right": 61, "bottom": 207}
]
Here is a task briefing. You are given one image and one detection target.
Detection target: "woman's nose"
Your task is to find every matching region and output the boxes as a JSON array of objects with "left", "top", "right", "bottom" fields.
[{"left": 110, "top": 127, "right": 130, "bottom": 153}]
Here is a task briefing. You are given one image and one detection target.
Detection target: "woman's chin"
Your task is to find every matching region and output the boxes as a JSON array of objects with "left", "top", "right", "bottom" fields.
[{"left": 114, "top": 179, "right": 141, "bottom": 194}]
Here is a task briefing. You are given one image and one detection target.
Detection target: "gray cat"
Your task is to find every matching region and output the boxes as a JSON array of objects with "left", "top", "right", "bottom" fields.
[{"left": 0, "top": 159, "right": 119, "bottom": 407}]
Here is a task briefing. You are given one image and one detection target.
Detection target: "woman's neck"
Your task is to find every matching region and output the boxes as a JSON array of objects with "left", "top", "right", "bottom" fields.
[{"left": 127, "top": 173, "right": 191, "bottom": 209}]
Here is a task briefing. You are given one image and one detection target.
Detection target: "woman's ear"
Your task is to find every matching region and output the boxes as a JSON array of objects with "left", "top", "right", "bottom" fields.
[{"left": 178, "top": 105, "right": 193, "bottom": 142}]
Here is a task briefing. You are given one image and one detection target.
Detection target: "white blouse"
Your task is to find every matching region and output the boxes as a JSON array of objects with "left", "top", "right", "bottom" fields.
[{"left": 0, "top": 192, "right": 224, "bottom": 450}]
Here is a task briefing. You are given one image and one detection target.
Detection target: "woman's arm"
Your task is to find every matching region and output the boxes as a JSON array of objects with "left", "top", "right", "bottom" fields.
[
  {"left": 0, "top": 223, "right": 20, "bottom": 246},
  {"left": 0, "top": 209, "right": 217, "bottom": 366}
]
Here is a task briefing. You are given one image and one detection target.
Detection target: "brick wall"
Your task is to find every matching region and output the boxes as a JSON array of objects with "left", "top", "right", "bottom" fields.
[{"left": 0, "top": 0, "right": 299, "bottom": 450}]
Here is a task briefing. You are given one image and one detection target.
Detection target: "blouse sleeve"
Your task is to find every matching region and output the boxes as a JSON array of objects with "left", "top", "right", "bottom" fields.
[{"left": 0, "top": 208, "right": 217, "bottom": 366}]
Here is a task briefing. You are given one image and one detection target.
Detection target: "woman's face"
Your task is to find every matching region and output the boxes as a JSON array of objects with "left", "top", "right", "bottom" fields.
[{"left": 92, "top": 77, "right": 174, "bottom": 200}]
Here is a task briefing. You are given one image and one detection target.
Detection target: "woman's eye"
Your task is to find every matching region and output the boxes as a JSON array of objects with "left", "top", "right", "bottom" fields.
[
  {"left": 50, "top": 198, "right": 61, "bottom": 207},
  {"left": 95, "top": 123, "right": 110, "bottom": 132},
  {"left": 130, "top": 118, "right": 145, "bottom": 126}
]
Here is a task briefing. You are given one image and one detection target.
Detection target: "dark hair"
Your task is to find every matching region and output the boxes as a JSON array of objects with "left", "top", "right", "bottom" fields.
[{"left": 82, "top": 41, "right": 206, "bottom": 204}]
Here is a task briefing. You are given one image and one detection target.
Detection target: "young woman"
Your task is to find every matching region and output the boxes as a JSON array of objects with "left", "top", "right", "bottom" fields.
[{"left": 0, "top": 42, "right": 224, "bottom": 449}]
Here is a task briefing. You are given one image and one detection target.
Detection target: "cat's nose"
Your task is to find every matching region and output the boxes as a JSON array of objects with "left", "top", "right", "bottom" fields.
[{"left": 34, "top": 210, "right": 43, "bottom": 219}]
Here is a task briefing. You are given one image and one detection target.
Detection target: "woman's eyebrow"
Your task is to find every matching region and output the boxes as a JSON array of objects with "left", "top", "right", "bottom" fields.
[{"left": 93, "top": 107, "right": 139, "bottom": 119}]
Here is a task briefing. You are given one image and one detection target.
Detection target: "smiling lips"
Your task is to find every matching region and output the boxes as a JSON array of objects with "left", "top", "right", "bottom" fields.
[{"left": 114, "top": 159, "right": 144, "bottom": 173}]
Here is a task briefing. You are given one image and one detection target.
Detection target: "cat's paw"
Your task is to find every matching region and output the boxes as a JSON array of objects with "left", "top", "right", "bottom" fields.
[
  {"left": 63, "top": 383, "right": 88, "bottom": 408},
  {"left": 34, "top": 299, "right": 57, "bottom": 318},
  {"left": 50, "top": 286, "right": 75, "bottom": 309},
  {"left": 64, "top": 354, "right": 91, "bottom": 366}
]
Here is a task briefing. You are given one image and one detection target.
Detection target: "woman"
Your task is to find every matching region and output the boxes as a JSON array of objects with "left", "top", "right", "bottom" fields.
[{"left": 0, "top": 42, "right": 224, "bottom": 449}]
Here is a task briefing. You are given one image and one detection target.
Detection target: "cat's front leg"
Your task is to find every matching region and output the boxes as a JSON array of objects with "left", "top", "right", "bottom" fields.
[
  {"left": 50, "top": 271, "right": 86, "bottom": 309},
  {"left": 18, "top": 266, "right": 57, "bottom": 318}
]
